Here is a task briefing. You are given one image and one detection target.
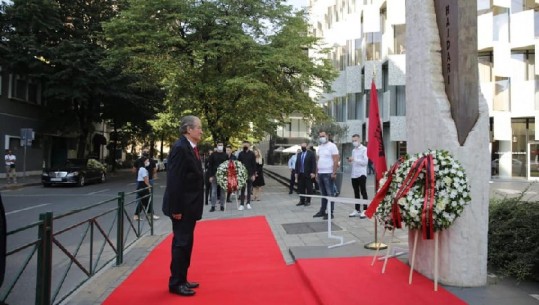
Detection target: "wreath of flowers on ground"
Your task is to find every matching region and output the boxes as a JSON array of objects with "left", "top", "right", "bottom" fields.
[
  {"left": 373, "top": 149, "right": 471, "bottom": 232},
  {"left": 216, "top": 160, "right": 248, "bottom": 192}
]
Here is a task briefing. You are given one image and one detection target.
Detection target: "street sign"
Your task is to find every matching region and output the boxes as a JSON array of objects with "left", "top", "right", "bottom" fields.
[{"left": 20, "top": 128, "right": 34, "bottom": 146}]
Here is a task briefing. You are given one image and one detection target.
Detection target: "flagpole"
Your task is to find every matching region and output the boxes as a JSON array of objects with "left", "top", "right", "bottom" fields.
[{"left": 364, "top": 68, "right": 387, "bottom": 251}]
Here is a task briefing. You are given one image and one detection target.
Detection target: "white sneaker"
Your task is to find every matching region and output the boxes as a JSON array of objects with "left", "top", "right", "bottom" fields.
[
  {"left": 359, "top": 211, "right": 366, "bottom": 219},
  {"left": 247, "top": 203, "right": 252, "bottom": 210},
  {"left": 238, "top": 205, "right": 245, "bottom": 211},
  {"left": 152, "top": 214, "right": 160, "bottom": 220},
  {"left": 349, "top": 210, "right": 360, "bottom": 217}
]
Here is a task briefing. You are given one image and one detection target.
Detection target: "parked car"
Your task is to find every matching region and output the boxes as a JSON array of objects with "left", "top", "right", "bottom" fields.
[
  {"left": 42, "top": 158, "right": 107, "bottom": 187},
  {"left": 491, "top": 158, "right": 524, "bottom": 176}
]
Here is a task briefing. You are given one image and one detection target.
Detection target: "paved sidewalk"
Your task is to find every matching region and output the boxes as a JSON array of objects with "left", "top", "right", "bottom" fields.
[{"left": 6, "top": 166, "right": 538, "bottom": 305}]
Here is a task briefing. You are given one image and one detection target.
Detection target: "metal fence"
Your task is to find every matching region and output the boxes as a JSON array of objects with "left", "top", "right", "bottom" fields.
[{"left": 1, "top": 187, "right": 154, "bottom": 305}]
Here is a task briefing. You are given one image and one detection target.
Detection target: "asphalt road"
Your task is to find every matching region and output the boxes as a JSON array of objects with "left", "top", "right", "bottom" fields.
[{"left": 1, "top": 170, "right": 167, "bottom": 305}]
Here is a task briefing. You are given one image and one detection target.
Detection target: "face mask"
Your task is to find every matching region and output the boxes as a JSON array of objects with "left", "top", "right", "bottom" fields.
[
  {"left": 352, "top": 141, "right": 359, "bottom": 147},
  {"left": 217, "top": 145, "right": 223, "bottom": 152},
  {"left": 319, "top": 137, "right": 327, "bottom": 144},
  {"left": 243, "top": 146, "right": 249, "bottom": 152},
  {"left": 144, "top": 161, "right": 150, "bottom": 167},
  {"left": 301, "top": 147, "right": 307, "bottom": 152}
]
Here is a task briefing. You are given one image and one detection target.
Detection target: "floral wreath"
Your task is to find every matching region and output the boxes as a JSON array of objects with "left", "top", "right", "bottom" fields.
[
  {"left": 216, "top": 160, "right": 248, "bottom": 192},
  {"left": 370, "top": 149, "right": 471, "bottom": 238}
]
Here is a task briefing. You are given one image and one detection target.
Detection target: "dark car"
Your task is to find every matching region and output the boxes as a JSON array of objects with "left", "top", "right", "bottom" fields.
[{"left": 42, "top": 159, "right": 106, "bottom": 187}]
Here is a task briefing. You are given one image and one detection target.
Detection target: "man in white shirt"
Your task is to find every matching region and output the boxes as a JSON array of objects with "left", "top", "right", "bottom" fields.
[
  {"left": 347, "top": 134, "right": 368, "bottom": 218},
  {"left": 287, "top": 149, "right": 300, "bottom": 194},
  {"left": 313, "top": 131, "right": 340, "bottom": 220},
  {"left": 4, "top": 150, "right": 16, "bottom": 184}
]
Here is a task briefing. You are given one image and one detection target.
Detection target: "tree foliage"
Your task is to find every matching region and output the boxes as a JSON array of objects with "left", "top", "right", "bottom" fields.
[
  {"left": 103, "top": 0, "right": 337, "bottom": 146},
  {"left": 0, "top": 0, "right": 163, "bottom": 158}
]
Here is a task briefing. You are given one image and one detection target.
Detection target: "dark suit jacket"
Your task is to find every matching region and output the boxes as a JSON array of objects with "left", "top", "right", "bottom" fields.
[
  {"left": 295, "top": 150, "right": 317, "bottom": 175},
  {"left": 238, "top": 150, "right": 257, "bottom": 176},
  {"left": 162, "top": 136, "right": 204, "bottom": 220}
]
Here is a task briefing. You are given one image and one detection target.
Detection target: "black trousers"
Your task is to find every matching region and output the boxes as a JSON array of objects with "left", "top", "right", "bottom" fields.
[
  {"left": 169, "top": 218, "right": 196, "bottom": 287},
  {"left": 351, "top": 175, "right": 368, "bottom": 211},
  {"left": 297, "top": 172, "right": 314, "bottom": 203}
]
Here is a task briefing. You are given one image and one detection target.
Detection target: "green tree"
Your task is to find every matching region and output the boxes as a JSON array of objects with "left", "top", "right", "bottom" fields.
[
  {"left": 103, "top": 0, "right": 336, "bottom": 146},
  {"left": 0, "top": 0, "right": 160, "bottom": 159}
]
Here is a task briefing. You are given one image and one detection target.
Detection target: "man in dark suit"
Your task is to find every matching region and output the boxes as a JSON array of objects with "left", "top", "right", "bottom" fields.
[
  {"left": 295, "top": 142, "right": 317, "bottom": 206},
  {"left": 162, "top": 115, "right": 204, "bottom": 297}
]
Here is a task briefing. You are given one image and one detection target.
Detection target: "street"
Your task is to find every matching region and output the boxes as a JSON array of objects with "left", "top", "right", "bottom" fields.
[{"left": 1, "top": 170, "right": 167, "bottom": 305}]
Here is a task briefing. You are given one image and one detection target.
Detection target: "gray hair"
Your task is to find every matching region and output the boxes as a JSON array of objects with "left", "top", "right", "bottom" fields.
[{"left": 179, "top": 115, "right": 200, "bottom": 134}]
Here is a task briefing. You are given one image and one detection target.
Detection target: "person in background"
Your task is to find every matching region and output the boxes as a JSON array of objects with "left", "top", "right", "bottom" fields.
[
  {"left": 237, "top": 141, "right": 256, "bottom": 210},
  {"left": 225, "top": 146, "right": 237, "bottom": 203},
  {"left": 313, "top": 130, "right": 339, "bottom": 220},
  {"left": 208, "top": 142, "right": 228, "bottom": 212},
  {"left": 348, "top": 134, "right": 368, "bottom": 218},
  {"left": 4, "top": 150, "right": 16, "bottom": 184},
  {"left": 132, "top": 149, "right": 159, "bottom": 220},
  {"left": 204, "top": 149, "right": 213, "bottom": 205},
  {"left": 295, "top": 143, "right": 316, "bottom": 207},
  {"left": 252, "top": 147, "right": 265, "bottom": 201},
  {"left": 309, "top": 145, "right": 319, "bottom": 192},
  {"left": 287, "top": 150, "right": 299, "bottom": 194},
  {"left": 134, "top": 156, "right": 152, "bottom": 221},
  {"left": 162, "top": 115, "right": 204, "bottom": 297}
]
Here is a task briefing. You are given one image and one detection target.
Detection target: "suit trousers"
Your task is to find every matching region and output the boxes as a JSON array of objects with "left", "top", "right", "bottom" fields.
[
  {"left": 351, "top": 176, "right": 368, "bottom": 211},
  {"left": 169, "top": 218, "right": 196, "bottom": 287},
  {"left": 297, "top": 173, "right": 313, "bottom": 203}
]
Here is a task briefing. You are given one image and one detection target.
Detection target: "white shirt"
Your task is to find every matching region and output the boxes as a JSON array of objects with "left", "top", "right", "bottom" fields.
[
  {"left": 137, "top": 167, "right": 149, "bottom": 182},
  {"left": 350, "top": 144, "right": 368, "bottom": 178},
  {"left": 5, "top": 154, "right": 16, "bottom": 166},
  {"left": 317, "top": 141, "right": 339, "bottom": 174},
  {"left": 288, "top": 154, "right": 297, "bottom": 170}
]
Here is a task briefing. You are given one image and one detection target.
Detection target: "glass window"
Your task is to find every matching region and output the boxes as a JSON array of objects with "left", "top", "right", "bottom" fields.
[
  {"left": 494, "top": 76, "right": 510, "bottom": 111},
  {"left": 347, "top": 93, "right": 357, "bottom": 120},
  {"left": 493, "top": 7, "right": 509, "bottom": 42},
  {"left": 354, "top": 38, "right": 362, "bottom": 65},
  {"left": 394, "top": 24, "right": 406, "bottom": 55},
  {"left": 366, "top": 32, "right": 381, "bottom": 60},
  {"left": 478, "top": 53, "right": 493, "bottom": 82}
]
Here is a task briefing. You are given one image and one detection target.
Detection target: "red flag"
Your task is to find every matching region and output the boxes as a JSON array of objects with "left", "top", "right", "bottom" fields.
[{"left": 367, "top": 80, "right": 387, "bottom": 181}]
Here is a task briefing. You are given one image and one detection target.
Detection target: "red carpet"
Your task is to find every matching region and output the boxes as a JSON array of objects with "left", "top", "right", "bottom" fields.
[{"left": 103, "top": 216, "right": 466, "bottom": 305}]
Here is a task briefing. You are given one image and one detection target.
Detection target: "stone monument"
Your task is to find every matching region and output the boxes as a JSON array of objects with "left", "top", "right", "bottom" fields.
[{"left": 405, "top": 0, "right": 489, "bottom": 286}]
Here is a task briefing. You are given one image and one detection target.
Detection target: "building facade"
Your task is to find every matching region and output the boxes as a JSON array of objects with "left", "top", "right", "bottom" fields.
[{"left": 308, "top": 0, "right": 539, "bottom": 179}]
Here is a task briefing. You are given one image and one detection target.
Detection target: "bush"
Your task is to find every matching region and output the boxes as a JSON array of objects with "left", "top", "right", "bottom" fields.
[{"left": 488, "top": 194, "right": 539, "bottom": 281}]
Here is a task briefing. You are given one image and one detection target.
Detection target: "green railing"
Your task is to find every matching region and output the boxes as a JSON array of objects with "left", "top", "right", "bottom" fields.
[{"left": 1, "top": 186, "right": 155, "bottom": 305}]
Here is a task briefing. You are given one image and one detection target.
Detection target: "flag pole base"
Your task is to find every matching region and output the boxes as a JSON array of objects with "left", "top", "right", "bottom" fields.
[{"left": 364, "top": 241, "right": 388, "bottom": 250}]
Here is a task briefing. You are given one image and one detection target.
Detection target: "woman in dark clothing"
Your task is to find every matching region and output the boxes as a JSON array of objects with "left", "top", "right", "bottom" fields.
[{"left": 252, "top": 148, "right": 265, "bottom": 201}]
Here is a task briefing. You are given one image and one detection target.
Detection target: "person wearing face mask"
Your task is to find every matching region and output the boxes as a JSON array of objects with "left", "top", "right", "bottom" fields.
[
  {"left": 208, "top": 142, "right": 228, "bottom": 212},
  {"left": 237, "top": 141, "right": 257, "bottom": 210},
  {"left": 347, "top": 134, "right": 368, "bottom": 218},
  {"left": 313, "top": 131, "right": 340, "bottom": 220},
  {"left": 134, "top": 156, "right": 152, "bottom": 221},
  {"left": 225, "top": 146, "right": 237, "bottom": 203},
  {"left": 295, "top": 142, "right": 317, "bottom": 207}
]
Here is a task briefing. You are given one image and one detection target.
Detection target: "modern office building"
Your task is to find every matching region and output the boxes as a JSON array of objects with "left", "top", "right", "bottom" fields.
[{"left": 307, "top": 0, "right": 539, "bottom": 179}]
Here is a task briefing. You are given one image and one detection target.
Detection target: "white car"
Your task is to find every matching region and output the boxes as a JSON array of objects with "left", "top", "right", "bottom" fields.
[{"left": 156, "top": 159, "right": 166, "bottom": 172}]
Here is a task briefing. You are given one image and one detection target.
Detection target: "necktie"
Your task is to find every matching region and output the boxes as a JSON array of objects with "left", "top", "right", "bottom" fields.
[
  {"left": 301, "top": 152, "right": 306, "bottom": 173},
  {"left": 194, "top": 146, "right": 200, "bottom": 160}
]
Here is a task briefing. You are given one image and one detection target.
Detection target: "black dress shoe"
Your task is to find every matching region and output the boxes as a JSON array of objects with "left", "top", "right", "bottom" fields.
[
  {"left": 186, "top": 281, "right": 199, "bottom": 289},
  {"left": 209, "top": 206, "right": 215, "bottom": 212},
  {"left": 296, "top": 202, "right": 305, "bottom": 206},
  {"left": 288, "top": 191, "right": 293, "bottom": 194},
  {"left": 323, "top": 214, "right": 334, "bottom": 220},
  {"left": 313, "top": 212, "right": 325, "bottom": 218},
  {"left": 304, "top": 202, "right": 311, "bottom": 206},
  {"left": 169, "top": 285, "right": 196, "bottom": 296}
]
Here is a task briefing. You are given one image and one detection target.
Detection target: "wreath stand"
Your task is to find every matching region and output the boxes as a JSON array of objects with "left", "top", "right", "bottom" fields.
[
  {"left": 409, "top": 230, "right": 439, "bottom": 291},
  {"left": 370, "top": 226, "right": 438, "bottom": 291}
]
